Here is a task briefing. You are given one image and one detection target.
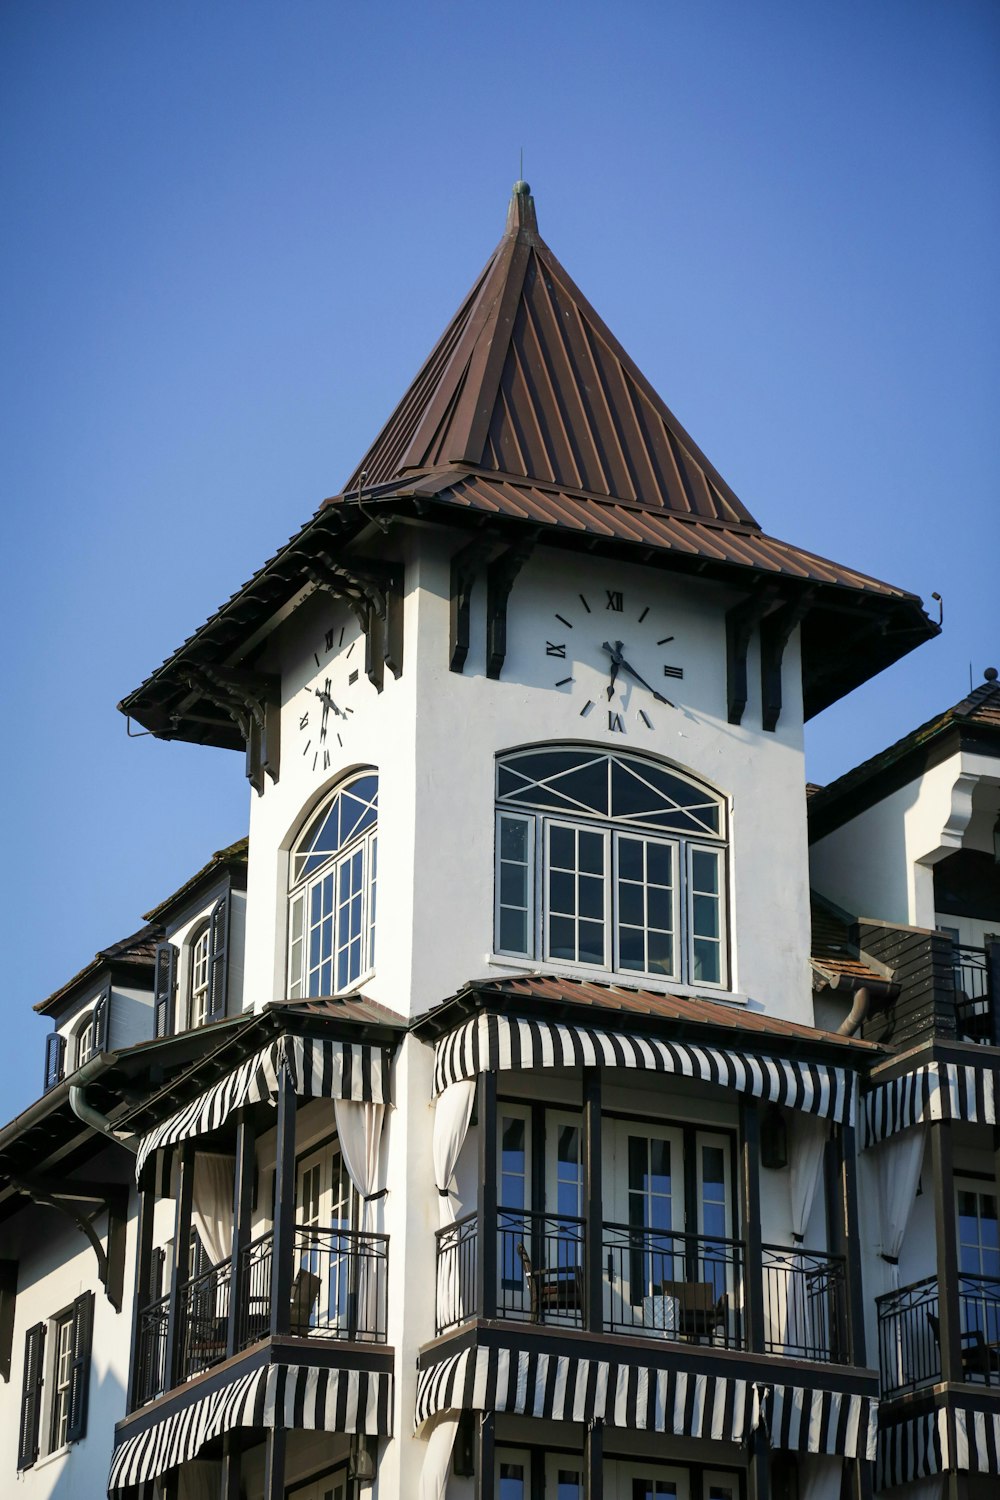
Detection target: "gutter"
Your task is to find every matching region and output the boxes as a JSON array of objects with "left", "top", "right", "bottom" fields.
[{"left": 68, "top": 1053, "right": 139, "bottom": 1154}]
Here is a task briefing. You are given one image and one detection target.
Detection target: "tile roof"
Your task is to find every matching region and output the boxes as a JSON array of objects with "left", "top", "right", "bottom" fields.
[
  {"left": 438, "top": 972, "right": 880, "bottom": 1055},
  {"left": 143, "top": 836, "right": 249, "bottom": 922},
  {"left": 809, "top": 670, "right": 1000, "bottom": 833}
]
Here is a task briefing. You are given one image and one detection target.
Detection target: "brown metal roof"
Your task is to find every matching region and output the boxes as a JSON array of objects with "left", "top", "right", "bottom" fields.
[
  {"left": 423, "top": 972, "right": 880, "bottom": 1057},
  {"left": 344, "top": 184, "right": 756, "bottom": 527}
]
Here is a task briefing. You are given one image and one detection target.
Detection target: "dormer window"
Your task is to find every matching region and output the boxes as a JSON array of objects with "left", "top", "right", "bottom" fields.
[
  {"left": 495, "top": 747, "right": 728, "bottom": 987},
  {"left": 75, "top": 1013, "right": 96, "bottom": 1069},
  {"left": 288, "top": 772, "right": 378, "bottom": 998},
  {"left": 189, "top": 924, "right": 211, "bottom": 1027}
]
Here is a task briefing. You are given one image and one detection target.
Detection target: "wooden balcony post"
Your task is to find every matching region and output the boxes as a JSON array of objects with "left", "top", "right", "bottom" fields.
[
  {"left": 126, "top": 1164, "right": 156, "bottom": 1412},
  {"left": 270, "top": 1062, "right": 297, "bottom": 1338},
  {"left": 476, "top": 1070, "right": 497, "bottom": 1320},
  {"left": 582, "top": 1067, "right": 603, "bottom": 1332},
  {"left": 164, "top": 1143, "right": 194, "bottom": 1389},
  {"left": 838, "top": 1121, "right": 868, "bottom": 1367},
  {"left": 263, "top": 1424, "right": 286, "bottom": 1500},
  {"left": 988, "top": 939, "right": 1000, "bottom": 1047},
  {"left": 220, "top": 1430, "right": 242, "bottom": 1500},
  {"left": 930, "top": 1120, "right": 962, "bottom": 1383},
  {"left": 846, "top": 1455, "right": 874, "bottom": 1500},
  {"left": 474, "top": 1410, "right": 495, "bottom": 1500},
  {"left": 745, "top": 1440, "right": 770, "bottom": 1500},
  {"left": 738, "top": 1099, "right": 764, "bottom": 1352},
  {"left": 226, "top": 1107, "right": 256, "bottom": 1358},
  {"left": 583, "top": 1418, "right": 603, "bottom": 1500}
]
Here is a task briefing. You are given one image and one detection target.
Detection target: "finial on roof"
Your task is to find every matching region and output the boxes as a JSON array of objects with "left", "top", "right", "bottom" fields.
[
  {"left": 506, "top": 178, "right": 538, "bottom": 238},
  {"left": 985, "top": 667, "right": 998, "bottom": 683}
]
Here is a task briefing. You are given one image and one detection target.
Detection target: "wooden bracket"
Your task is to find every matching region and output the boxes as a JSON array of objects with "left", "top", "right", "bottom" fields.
[
  {"left": 180, "top": 664, "right": 281, "bottom": 796},
  {"left": 307, "top": 554, "right": 404, "bottom": 691},
  {"left": 486, "top": 538, "right": 535, "bottom": 680},
  {"left": 760, "top": 589, "right": 814, "bottom": 732},
  {"left": 726, "top": 585, "right": 779, "bottom": 725},
  {"left": 10, "top": 1177, "right": 129, "bottom": 1309},
  {"left": 450, "top": 538, "right": 492, "bottom": 674}
]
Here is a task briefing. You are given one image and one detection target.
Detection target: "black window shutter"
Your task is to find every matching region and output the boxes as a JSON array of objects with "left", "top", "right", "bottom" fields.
[
  {"left": 150, "top": 1246, "right": 166, "bottom": 1302},
  {"left": 207, "top": 892, "right": 230, "bottom": 1020},
  {"left": 17, "top": 1321, "right": 45, "bottom": 1469},
  {"left": 43, "top": 1032, "right": 66, "bottom": 1092},
  {"left": 153, "top": 942, "right": 177, "bottom": 1038},
  {"left": 65, "top": 1292, "right": 94, "bottom": 1444},
  {"left": 94, "top": 982, "right": 112, "bottom": 1054},
  {"left": 0, "top": 1260, "right": 17, "bottom": 1383}
]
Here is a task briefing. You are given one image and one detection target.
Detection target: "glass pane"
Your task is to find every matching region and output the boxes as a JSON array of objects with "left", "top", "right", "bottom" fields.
[
  {"left": 499, "top": 908, "right": 527, "bottom": 953},
  {"left": 579, "top": 920, "right": 604, "bottom": 965},
  {"left": 693, "top": 938, "right": 721, "bottom": 984},
  {"left": 549, "top": 915, "right": 576, "bottom": 960},
  {"left": 500, "top": 817, "right": 528, "bottom": 861},
  {"left": 579, "top": 874, "right": 604, "bottom": 919},
  {"left": 692, "top": 848, "right": 720, "bottom": 893},
  {"left": 619, "top": 925, "right": 645, "bottom": 970},
  {"left": 618, "top": 834, "right": 644, "bottom": 880},
  {"left": 550, "top": 825, "right": 575, "bottom": 868},
  {"left": 619, "top": 880, "right": 645, "bottom": 926},
  {"left": 693, "top": 892, "right": 720, "bottom": 939},
  {"left": 647, "top": 929, "right": 674, "bottom": 974},
  {"left": 550, "top": 871, "right": 576, "bottom": 915},
  {"left": 647, "top": 841, "right": 673, "bottom": 887},
  {"left": 579, "top": 830, "right": 604, "bottom": 874}
]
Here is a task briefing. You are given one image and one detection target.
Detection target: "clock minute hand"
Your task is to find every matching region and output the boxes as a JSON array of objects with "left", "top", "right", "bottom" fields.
[{"left": 614, "top": 650, "right": 674, "bottom": 707}]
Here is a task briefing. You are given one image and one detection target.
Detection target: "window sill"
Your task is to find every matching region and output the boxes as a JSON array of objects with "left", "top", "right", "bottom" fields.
[
  {"left": 32, "top": 1442, "right": 73, "bottom": 1472},
  {"left": 485, "top": 952, "right": 747, "bottom": 1006}
]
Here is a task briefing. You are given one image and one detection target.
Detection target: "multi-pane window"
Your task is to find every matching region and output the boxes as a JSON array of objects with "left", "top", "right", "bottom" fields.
[
  {"left": 495, "top": 748, "right": 728, "bottom": 986},
  {"left": 189, "top": 925, "right": 211, "bottom": 1027},
  {"left": 49, "top": 1313, "right": 73, "bottom": 1451},
  {"left": 288, "top": 773, "right": 378, "bottom": 998},
  {"left": 75, "top": 1014, "right": 96, "bottom": 1069}
]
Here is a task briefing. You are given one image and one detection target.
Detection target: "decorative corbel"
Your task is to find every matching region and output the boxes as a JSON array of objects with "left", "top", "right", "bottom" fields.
[
  {"left": 759, "top": 589, "right": 814, "bottom": 732},
  {"left": 726, "top": 584, "right": 780, "bottom": 726},
  {"left": 449, "top": 537, "right": 492, "bottom": 674},
  {"left": 306, "top": 554, "right": 404, "bottom": 690},
  {"left": 10, "top": 1177, "right": 128, "bottom": 1310},
  {"left": 181, "top": 664, "right": 281, "bottom": 795},
  {"left": 486, "top": 537, "right": 536, "bottom": 679}
]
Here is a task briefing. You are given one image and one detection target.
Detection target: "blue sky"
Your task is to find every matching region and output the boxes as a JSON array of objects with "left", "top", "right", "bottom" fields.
[{"left": 1, "top": 1, "right": 997, "bottom": 1116}]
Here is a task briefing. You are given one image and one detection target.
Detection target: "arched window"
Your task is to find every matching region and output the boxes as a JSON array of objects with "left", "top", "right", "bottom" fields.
[
  {"left": 189, "top": 924, "right": 211, "bottom": 1027},
  {"left": 288, "top": 772, "right": 378, "bottom": 998},
  {"left": 75, "top": 1012, "right": 96, "bottom": 1069},
  {"left": 495, "top": 747, "right": 728, "bottom": 986}
]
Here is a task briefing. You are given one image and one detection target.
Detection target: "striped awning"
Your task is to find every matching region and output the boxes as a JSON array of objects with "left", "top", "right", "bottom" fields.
[
  {"left": 415, "top": 1346, "right": 876, "bottom": 1460},
  {"left": 877, "top": 1404, "right": 1000, "bottom": 1486},
  {"left": 135, "top": 1033, "right": 389, "bottom": 1179},
  {"left": 434, "top": 1012, "right": 856, "bottom": 1124},
  {"left": 862, "top": 1062, "right": 998, "bottom": 1147},
  {"left": 108, "top": 1361, "right": 393, "bottom": 1493}
]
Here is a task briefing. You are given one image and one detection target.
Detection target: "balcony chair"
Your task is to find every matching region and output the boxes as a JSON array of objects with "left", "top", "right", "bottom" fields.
[
  {"left": 516, "top": 1241, "right": 584, "bottom": 1322},
  {"left": 927, "top": 1311, "right": 1000, "bottom": 1380},
  {"left": 656, "top": 1279, "right": 729, "bottom": 1340},
  {"left": 289, "top": 1267, "right": 323, "bottom": 1333}
]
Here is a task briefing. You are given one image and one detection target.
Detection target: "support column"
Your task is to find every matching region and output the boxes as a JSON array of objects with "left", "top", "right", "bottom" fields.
[
  {"left": 474, "top": 1410, "right": 495, "bottom": 1500},
  {"left": 220, "top": 1430, "right": 242, "bottom": 1500},
  {"left": 476, "top": 1071, "right": 498, "bottom": 1320},
  {"left": 264, "top": 1424, "right": 287, "bottom": 1500},
  {"left": 583, "top": 1419, "right": 603, "bottom": 1500},
  {"left": 846, "top": 1456, "right": 875, "bottom": 1500},
  {"left": 530, "top": 1447, "right": 545, "bottom": 1500},
  {"left": 227, "top": 1107, "right": 256, "bottom": 1358},
  {"left": 583, "top": 1067, "right": 603, "bottom": 1333},
  {"left": 270, "top": 1064, "right": 297, "bottom": 1338},
  {"left": 739, "top": 1099, "right": 764, "bottom": 1353},
  {"left": 931, "top": 1120, "right": 962, "bottom": 1383},
  {"left": 164, "top": 1143, "right": 194, "bottom": 1389},
  {"left": 745, "top": 1441, "right": 770, "bottom": 1500},
  {"left": 126, "top": 1166, "right": 156, "bottom": 1411},
  {"left": 836, "top": 1122, "right": 868, "bottom": 1366}
]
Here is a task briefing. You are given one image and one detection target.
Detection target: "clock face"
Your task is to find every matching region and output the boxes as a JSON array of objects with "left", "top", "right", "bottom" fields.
[
  {"left": 296, "top": 611, "right": 367, "bottom": 772},
  {"left": 543, "top": 585, "right": 683, "bottom": 735}
]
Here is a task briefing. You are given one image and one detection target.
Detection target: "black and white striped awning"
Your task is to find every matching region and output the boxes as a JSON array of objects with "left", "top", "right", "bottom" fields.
[
  {"left": 108, "top": 1361, "right": 393, "bottom": 1493},
  {"left": 877, "top": 1404, "right": 1000, "bottom": 1486},
  {"left": 433, "top": 1013, "right": 856, "bottom": 1124},
  {"left": 135, "top": 1034, "right": 388, "bottom": 1179},
  {"left": 415, "top": 1346, "right": 876, "bottom": 1460},
  {"left": 862, "top": 1062, "right": 998, "bottom": 1147}
]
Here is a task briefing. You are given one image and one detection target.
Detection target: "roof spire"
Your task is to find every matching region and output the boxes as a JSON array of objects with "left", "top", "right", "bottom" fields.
[{"left": 506, "top": 177, "right": 537, "bottom": 238}]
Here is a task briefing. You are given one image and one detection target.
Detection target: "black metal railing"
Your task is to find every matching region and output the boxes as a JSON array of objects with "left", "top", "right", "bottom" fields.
[
  {"left": 762, "top": 1244, "right": 848, "bottom": 1363},
  {"left": 499, "top": 1208, "right": 585, "bottom": 1327},
  {"left": 179, "top": 1256, "right": 232, "bottom": 1382},
  {"left": 134, "top": 1291, "right": 169, "bottom": 1405},
  {"left": 877, "top": 1272, "right": 1000, "bottom": 1397},
  {"left": 603, "top": 1223, "right": 744, "bottom": 1347},
  {"left": 238, "top": 1226, "right": 389, "bottom": 1344},
  {"left": 952, "top": 944, "right": 996, "bottom": 1043},
  {"left": 237, "top": 1231, "right": 274, "bottom": 1349},
  {"left": 435, "top": 1213, "right": 477, "bottom": 1335}
]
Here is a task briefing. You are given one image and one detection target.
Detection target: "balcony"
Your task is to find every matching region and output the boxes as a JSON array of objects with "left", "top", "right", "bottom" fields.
[
  {"left": 135, "top": 1225, "right": 388, "bottom": 1405},
  {"left": 877, "top": 1272, "right": 1000, "bottom": 1397},
  {"left": 951, "top": 943, "right": 998, "bottom": 1045},
  {"left": 435, "top": 1208, "right": 847, "bottom": 1363}
]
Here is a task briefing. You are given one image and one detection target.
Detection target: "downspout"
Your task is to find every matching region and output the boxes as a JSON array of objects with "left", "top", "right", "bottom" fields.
[
  {"left": 837, "top": 985, "right": 871, "bottom": 1037},
  {"left": 69, "top": 1053, "right": 139, "bottom": 1154}
]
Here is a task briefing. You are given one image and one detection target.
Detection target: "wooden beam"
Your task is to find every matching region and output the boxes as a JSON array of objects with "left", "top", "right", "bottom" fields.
[
  {"left": 726, "top": 587, "right": 778, "bottom": 725},
  {"left": 931, "top": 1121, "right": 961, "bottom": 1383},
  {"left": 473, "top": 1410, "right": 495, "bottom": 1500},
  {"left": 270, "top": 1064, "right": 297, "bottom": 1338},
  {"left": 486, "top": 538, "right": 534, "bottom": 679},
  {"left": 739, "top": 1099, "right": 765, "bottom": 1352},
  {"left": 164, "top": 1144, "right": 194, "bottom": 1391},
  {"left": 126, "top": 1177, "right": 155, "bottom": 1412},
  {"left": 450, "top": 538, "right": 491, "bottom": 673},
  {"left": 760, "top": 591, "right": 813, "bottom": 732},
  {"left": 263, "top": 1423, "right": 286, "bottom": 1500},
  {"left": 226, "top": 1108, "right": 255, "bottom": 1359},
  {"left": 583, "top": 1067, "right": 603, "bottom": 1333},
  {"left": 477, "top": 1070, "right": 498, "bottom": 1320},
  {"left": 584, "top": 1419, "right": 604, "bottom": 1500}
]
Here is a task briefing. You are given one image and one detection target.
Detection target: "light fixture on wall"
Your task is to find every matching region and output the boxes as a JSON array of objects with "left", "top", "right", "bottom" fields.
[
  {"left": 349, "top": 1434, "right": 376, "bottom": 1481},
  {"left": 760, "top": 1104, "right": 789, "bottom": 1170}
]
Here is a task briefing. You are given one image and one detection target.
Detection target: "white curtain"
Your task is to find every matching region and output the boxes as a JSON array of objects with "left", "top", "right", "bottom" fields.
[
  {"left": 797, "top": 1455, "right": 843, "bottom": 1500},
  {"left": 191, "top": 1153, "right": 234, "bottom": 1268},
  {"left": 876, "top": 1126, "right": 926, "bottom": 1391},
  {"left": 433, "top": 1080, "right": 477, "bottom": 1331},
  {"left": 781, "top": 1117, "right": 828, "bottom": 1354},
  {"left": 333, "top": 1098, "right": 386, "bottom": 1341},
  {"left": 418, "top": 1411, "right": 460, "bottom": 1500}
]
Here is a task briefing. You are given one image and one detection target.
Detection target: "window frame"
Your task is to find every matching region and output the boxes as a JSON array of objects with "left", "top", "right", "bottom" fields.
[
  {"left": 495, "top": 748, "right": 729, "bottom": 989},
  {"left": 189, "top": 922, "right": 211, "bottom": 1028},
  {"left": 74, "top": 1013, "right": 96, "bottom": 1071},
  {"left": 48, "top": 1310, "right": 74, "bottom": 1453},
  {"left": 287, "top": 773, "right": 378, "bottom": 1000}
]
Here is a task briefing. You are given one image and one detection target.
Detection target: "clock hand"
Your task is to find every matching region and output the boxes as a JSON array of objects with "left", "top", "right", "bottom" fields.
[{"left": 618, "top": 655, "right": 673, "bottom": 706}]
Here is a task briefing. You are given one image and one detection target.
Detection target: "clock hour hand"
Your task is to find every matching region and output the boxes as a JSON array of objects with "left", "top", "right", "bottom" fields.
[{"left": 602, "top": 640, "right": 673, "bottom": 707}]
